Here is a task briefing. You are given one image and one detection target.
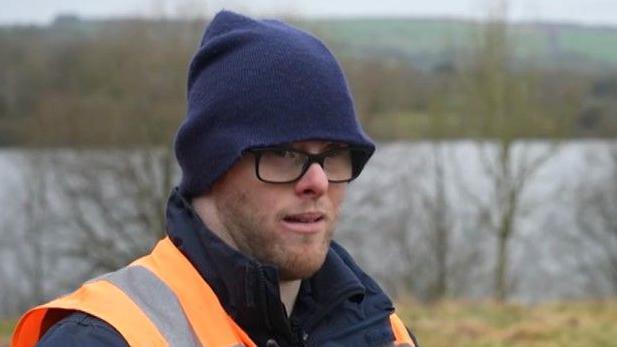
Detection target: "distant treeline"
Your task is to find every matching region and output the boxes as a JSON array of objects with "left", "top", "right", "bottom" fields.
[{"left": 1, "top": 16, "right": 617, "bottom": 146}]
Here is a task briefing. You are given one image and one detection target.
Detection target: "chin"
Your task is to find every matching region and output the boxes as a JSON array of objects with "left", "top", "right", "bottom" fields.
[{"left": 278, "top": 246, "right": 329, "bottom": 281}]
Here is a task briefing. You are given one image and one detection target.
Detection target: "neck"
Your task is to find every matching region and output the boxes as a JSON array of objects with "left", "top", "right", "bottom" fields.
[{"left": 279, "top": 280, "right": 301, "bottom": 316}]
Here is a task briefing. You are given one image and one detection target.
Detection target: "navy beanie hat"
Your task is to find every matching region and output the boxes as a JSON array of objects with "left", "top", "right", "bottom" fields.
[{"left": 174, "top": 10, "right": 375, "bottom": 197}]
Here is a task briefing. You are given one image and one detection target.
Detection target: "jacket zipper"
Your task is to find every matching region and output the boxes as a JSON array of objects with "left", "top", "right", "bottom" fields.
[{"left": 290, "top": 318, "right": 308, "bottom": 347}]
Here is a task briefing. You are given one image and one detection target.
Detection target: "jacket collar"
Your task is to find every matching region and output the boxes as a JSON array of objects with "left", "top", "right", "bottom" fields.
[{"left": 164, "top": 188, "right": 366, "bottom": 344}]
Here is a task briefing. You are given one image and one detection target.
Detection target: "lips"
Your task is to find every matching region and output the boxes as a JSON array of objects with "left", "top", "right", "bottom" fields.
[
  {"left": 281, "top": 212, "right": 326, "bottom": 234},
  {"left": 283, "top": 212, "right": 325, "bottom": 223}
]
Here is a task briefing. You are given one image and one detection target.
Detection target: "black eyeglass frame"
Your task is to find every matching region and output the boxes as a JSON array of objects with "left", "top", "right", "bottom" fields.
[{"left": 244, "top": 146, "right": 372, "bottom": 184}]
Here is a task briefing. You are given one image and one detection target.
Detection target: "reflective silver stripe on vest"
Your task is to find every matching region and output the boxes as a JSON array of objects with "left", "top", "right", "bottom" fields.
[{"left": 94, "top": 265, "right": 201, "bottom": 347}]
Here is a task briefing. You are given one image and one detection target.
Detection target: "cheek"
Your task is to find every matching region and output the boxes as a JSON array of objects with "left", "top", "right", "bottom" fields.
[
  {"left": 245, "top": 186, "right": 285, "bottom": 220},
  {"left": 328, "top": 184, "right": 347, "bottom": 210}
]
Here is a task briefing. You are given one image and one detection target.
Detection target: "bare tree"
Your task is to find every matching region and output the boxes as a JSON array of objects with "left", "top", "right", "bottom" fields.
[
  {"left": 47, "top": 148, "right": 175, "bottom": 279},
  {"left": 0, "top": 165, "right": 22, "bottom": 317},
  {"left": 573, "top": 144, "right": 617, "bottom": 295},
  {"left": 453, "top": 2, "right": 576, "bottom": 301},
  {"left": 3, "top": 22, "right": 186, "bottom": 301},
  {"left": 0, "top": 151, "right": 62, "bottom": 316},
  {"left": 337, "top": 143, "right": 483, "bottom": 302},
  {"left": 337, "top": 144, "right": 430, "bottom": 299},
  {"left": 422, "top": 145, "right": 453, "bottom": 299},
  {"left": 419, "top": 62, "right": 461, "bottom": 301}
]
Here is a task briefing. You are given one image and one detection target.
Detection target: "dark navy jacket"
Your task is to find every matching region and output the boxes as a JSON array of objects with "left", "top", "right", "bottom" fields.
[{"left": 38, "top": 189, "right": 418, "bottom": 346}]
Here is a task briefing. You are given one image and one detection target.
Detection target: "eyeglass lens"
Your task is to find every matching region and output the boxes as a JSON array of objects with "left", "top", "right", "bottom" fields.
[{"left": 257, "top": 148, "right": 355, "bottom": 183}]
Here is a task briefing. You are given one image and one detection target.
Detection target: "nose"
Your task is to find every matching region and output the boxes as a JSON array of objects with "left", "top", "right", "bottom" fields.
[{"left": 294, "top": 163, "right": 329, "bottom": 198}]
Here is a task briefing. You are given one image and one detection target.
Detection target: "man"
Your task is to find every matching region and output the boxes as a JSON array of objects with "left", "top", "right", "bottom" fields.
[{"left": 12, "top": 10, "right": 419, "bottom": 347}]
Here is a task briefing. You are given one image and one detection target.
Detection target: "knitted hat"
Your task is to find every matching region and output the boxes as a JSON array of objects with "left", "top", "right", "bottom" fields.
[{"left": 174, "top": 10, "right": 375, "bottom": 197}]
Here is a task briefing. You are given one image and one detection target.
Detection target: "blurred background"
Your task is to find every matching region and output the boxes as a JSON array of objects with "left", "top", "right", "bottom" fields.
[{"left": 1, "top": 0, "right": 617, "bottom": 346}]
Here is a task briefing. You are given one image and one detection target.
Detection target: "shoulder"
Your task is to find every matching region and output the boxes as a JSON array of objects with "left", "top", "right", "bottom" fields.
[
  {"left": 328, "top": 242, "right": 421, "bottom": 346},
  {"left": 38, "top": 311, "right": 128, "bottom": 347}
]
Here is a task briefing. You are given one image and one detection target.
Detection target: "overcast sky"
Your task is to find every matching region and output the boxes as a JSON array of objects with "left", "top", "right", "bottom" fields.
[{"left": 3, "top": 0, "right": 617, "bottom": 27}]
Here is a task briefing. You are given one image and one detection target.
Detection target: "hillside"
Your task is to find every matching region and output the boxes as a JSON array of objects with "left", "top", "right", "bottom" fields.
[
  {"left": 5, "top": 15, "right": 617, "bottom": 71},
  {"left": 1, "top": 16, "right": 617, "bottom": 144},
  {"left": 306, "top": 18, "right": 617, "bottom": 70}
]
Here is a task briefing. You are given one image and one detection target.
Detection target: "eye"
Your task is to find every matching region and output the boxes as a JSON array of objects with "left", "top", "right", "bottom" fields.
[
  {"left": 325, "top": 148, "right": 348, "bottom": 158},
  {"left": 271, "top": 149, "right": 299, "bottom": 159}
]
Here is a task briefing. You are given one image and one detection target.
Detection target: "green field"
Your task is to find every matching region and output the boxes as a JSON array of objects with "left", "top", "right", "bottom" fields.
[
  {"left": 398, "top": 299, "right": 617, "bottom": 347},
  {"left": 304, "top": 19, "right": 617, "bottom": 69},
  {"left": 2, "top": 300, "right": 616, "bottom": 346},
  {"left": 5, "top": 17, "right": 617, "bottom": 70},
  {"left": 0, "top": 319, "right": 13, "bottom": 347}
]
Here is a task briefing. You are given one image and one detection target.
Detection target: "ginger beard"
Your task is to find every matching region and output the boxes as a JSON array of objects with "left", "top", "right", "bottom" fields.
[{"left": 214, "top": 184, "right": 341, "bottom": 281}]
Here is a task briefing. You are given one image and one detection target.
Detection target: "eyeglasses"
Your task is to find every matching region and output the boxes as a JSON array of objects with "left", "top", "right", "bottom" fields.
[{"left": 244, "top": 146, "right": 370, "bottom": 183}]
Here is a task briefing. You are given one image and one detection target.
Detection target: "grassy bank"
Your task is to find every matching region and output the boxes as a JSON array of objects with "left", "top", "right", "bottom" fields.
[
  {"left": 2, "top": 300, "right": 616, "bottom": 346},
  {"left": 0, "top": 319, "right": 13, "bottom": 347},
  {"left": 397, "top": 299, "right": 617, "bottom": 347}
]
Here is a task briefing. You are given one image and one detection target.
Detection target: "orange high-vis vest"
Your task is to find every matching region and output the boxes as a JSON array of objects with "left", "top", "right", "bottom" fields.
[{"left": 12, "top": 237, "right": 415, "bottom": 347}]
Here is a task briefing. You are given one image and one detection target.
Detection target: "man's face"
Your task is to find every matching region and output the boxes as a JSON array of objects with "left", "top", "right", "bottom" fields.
[{"left": 208, "top": 141, "right": 347, "bottom": 280}]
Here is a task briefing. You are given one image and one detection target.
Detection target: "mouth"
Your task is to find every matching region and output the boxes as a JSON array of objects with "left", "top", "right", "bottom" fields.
[{"left": 281, "top": 212, "right": 326, "bottom": 233}]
